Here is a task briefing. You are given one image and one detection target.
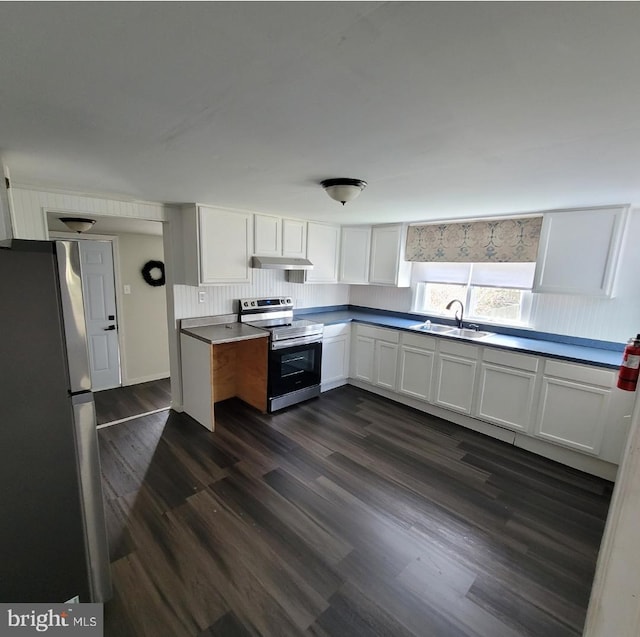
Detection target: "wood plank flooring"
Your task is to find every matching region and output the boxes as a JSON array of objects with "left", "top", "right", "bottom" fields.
[
  {"left": 98, "top": 386, "right": 612, "bottom": 637},
  {"left": 95, "top": 377, "right": 171, "bottom": 425}
]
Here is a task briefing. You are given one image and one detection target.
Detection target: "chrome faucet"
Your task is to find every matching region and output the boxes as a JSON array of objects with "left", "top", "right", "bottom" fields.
[{"left": 446, "top": 299, "right": 464, "bottom": 328}]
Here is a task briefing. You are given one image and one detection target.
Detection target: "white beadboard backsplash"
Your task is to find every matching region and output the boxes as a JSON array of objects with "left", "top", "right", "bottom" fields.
[{"left": 174, "top": 269, "right": 349, "bottom": 319}]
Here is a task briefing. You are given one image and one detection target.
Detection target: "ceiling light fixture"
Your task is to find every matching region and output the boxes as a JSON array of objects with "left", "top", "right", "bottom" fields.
[
  {"left": 321, "top": 178, "right": 367, "bottom": 205},
  {"left": 59, "top": 217, "right": 96, "bottom": 233}
]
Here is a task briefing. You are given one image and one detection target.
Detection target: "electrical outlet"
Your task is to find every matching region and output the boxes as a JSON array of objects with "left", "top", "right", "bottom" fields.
[
  {"left": 198, "top": 290, "right": 207, "bottom": 303},
  {"left": 123, "top": 284, "right": 131, "bottom": 295}
]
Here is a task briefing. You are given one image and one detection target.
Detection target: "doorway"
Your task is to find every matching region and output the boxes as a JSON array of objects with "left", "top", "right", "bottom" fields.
[
  {"left": 47, "top": 213, "right": 171, "bottom": 425},
  {"left": 79, "top": 240, "right": 121, "bottom": 390}
]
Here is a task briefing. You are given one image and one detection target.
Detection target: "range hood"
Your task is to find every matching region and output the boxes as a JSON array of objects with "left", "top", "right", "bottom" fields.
[{"left": 251, "top": 256, "right": 313, "bottom": 270}]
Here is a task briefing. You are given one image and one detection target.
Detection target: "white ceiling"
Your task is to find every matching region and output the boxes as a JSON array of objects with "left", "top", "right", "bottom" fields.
[{"left": 2, "top": 2, "right": 640, "bottom": 225}]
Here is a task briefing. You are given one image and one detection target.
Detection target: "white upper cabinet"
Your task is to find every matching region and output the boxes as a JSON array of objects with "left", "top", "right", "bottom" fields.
[
  {"left": 253, "top": 214, "right": 282, "bottom": 256},
  {"left": 288, "top": 221, "right": 340, "bottom": 284},
  {"left": 533, "top": 206, "right": 628, "bottom": 297},
  {"left": 369, "top": 224, "right": 411, "bottom": 287},
  {"left": 282, "top": 218, "right": 307, "bottom": 259},
  {"left": 253, "top": 215, "right": 307, "bottom": 258},
  {"left": 339, "top": 225, "right": 371, "bottom": 284},
  {"left": 182, "top": 205, "right": 253, "bottom": 286}
]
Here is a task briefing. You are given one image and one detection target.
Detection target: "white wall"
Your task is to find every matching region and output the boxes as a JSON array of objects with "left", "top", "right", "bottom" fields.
[
  {"left": 351, "top": 208, "right": 640, "bottom": 344},
  {"left": 117, "top": 233, "right": 170, "bottom": 384},
  {"left": 10, "top": 186, "right": 168, "bottom": 240}
]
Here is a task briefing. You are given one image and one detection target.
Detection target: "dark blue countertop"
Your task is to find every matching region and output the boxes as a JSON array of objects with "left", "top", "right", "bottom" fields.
[{"left": 297, "top": 307, "right": 624, "bottom": 370}]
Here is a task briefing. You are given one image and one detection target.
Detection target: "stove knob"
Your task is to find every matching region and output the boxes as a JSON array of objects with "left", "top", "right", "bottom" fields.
[
  {"left": 243, "top": 301, "right": 248, "bottom": 307},
  {"left": 251, "top": 301, "right": 256, "bottom": 307},
  {"left": 286, "top": 297, "right": 292, "bottom": 304}
]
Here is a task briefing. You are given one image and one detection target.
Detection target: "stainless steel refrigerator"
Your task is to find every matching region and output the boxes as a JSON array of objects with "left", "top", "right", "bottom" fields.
[{"left": 0, "top": 239, "right": 112, "bottom": 603}]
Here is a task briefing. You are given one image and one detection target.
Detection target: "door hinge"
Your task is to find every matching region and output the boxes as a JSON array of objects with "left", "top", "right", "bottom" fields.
[{"left": 4, "top": 177, "right": 9, "bottom": 189}]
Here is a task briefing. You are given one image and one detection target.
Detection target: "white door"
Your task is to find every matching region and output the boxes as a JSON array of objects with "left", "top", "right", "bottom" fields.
[{"left": 79, "top": 240, "right": 121, "bottom": 390}]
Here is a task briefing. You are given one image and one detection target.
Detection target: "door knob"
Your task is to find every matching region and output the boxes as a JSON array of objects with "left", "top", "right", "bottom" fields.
[{"left": 103, "top": 325, "right": 116, "bottom": 331}]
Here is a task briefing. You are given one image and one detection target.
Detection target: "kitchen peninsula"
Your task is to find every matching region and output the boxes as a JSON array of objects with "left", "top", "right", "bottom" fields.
[{"left": 180, "top": 315, "right": 268, "bottom": 430}]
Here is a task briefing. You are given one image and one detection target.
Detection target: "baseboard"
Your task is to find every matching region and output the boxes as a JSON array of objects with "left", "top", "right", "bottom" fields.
[
  {"left": 122, "top": 372, "right": 170, "bottom": 386},
  {"left": 321, "top": 378, "right": 348, "bottom": 393}
]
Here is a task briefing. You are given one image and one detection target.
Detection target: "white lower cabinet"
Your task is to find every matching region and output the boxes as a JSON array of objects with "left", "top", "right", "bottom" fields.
[
  {"left": 375, "top": 340, "right": 399, "bottom": 390},
  {"left": 321, "top": 324, "right": 350, "bottom": 391},
  {"left": 434, "top": 340, "right": 478, "bottom": 415},
  {"left": 534, "top": 360, "right": 613, "bottom": 455},
  {"left": 476, "top": 349, "right": 539, "bottom": 432},
  {"left": 352, "top": 334, "right": 375, "bottom": 383},
  {"left": 398, "top": 332, "right": 436, "bottom": 402},
  {"left": 351, "top": 325, "right": 399, "bottom": 390},
  {"left": 347, "top": 323, "right": 633, "bottom": 476}
]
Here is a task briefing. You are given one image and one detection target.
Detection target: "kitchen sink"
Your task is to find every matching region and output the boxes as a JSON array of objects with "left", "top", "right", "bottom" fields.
[
  {"left": 446, "top": 328, "right": 494, "bottom": 339},
  {"left": 410, "top": 323, "right": 455, "bottom": 334}
]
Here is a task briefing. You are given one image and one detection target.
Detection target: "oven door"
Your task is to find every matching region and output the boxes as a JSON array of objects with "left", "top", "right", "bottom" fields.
[{"left": 268, "top": 340, "right": 322, "bottom": 399}]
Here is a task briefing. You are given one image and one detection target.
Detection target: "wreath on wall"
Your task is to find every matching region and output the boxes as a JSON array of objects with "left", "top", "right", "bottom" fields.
[{"left": 141, "top": 260, "right": 166, "bottom": 287}]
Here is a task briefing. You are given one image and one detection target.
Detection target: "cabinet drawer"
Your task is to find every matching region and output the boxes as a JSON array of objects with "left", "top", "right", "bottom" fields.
[
  {"left": 544, "top": 359, "right": 614, "bottom": 387},
  {"left": 357, "top": 324, "right": 399, "bottom": 343},
  {"left": 401, "top": 331, "right": 437, "bottom": 351},
  {"left": 323, "top": 323, "right": 350, "bottom": 339},
  {"left": 437, "top": 339, "right": 479, "bottom": 359},
  {"left": 483, "top": 348, "right": 539, "bottom": 372}
]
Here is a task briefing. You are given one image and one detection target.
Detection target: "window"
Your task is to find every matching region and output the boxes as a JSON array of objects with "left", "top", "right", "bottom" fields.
[{"left": 412, "top": 262, "right": 535, "bottom": 326}]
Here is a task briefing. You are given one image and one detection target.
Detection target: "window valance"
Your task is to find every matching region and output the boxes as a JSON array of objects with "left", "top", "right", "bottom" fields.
[{"left": 405, "top": 216, "right": 543, "bottom": 263}]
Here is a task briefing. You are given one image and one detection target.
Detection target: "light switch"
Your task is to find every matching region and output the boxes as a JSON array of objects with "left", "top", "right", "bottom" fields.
[
  {"left": 198, "top": 290, "right": 207, "bottom": 303},
  {"left": 123, "top": 284, "right": 131, "bottom": 295}
]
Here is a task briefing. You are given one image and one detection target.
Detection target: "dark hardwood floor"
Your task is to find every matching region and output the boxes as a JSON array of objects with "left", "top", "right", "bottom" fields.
[
  {"left": 95, "top": 377, "right": 171, "bottom": 425},
  {"left": 98, "top": 385, "right": 612, "bottom": 637}
]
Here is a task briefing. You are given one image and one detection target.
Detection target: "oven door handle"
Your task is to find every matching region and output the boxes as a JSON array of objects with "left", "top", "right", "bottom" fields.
[{"left": 271, "top": 335, "right": 323, "bottom": 350}]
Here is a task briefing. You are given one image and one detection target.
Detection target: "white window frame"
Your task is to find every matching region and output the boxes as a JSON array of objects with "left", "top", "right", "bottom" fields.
[{"left": 411, "top": 263, "right": 534, "bottom": 327}]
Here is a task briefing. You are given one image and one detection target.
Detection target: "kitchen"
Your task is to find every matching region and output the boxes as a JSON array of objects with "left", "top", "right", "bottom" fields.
[{"left": 1, "top": 2, "right": 640, "bottom": 636}]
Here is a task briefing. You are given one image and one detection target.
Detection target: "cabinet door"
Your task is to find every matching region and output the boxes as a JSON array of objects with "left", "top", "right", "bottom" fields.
[
  {"left": 340, "top": 226, "right": 371, "bottom": 284},
  {"left": 533, "top": 207, "right": 627, "bottom": 296},
  {"left": 199, "top": 206, "right": 252, "bottom": 284},
  {"left": 534, "top": 377, "right": 610, "bottom": 454},
  {"left": 254, "top": 214, "right": 281, "bottom": 256},
  {"left": 369, "top": 225, "right": 401, "bottom": 285},
  {"left": 375, "top": 341, "right": 398, "bottom": 391},
  {"left": 398, "top": 346, "right": 434, "bottom": 402},
  {"left": 477, "top": 363, "right": 537, "bottom": 432},
  {"left": 321, "top": 336, "right": 349, "bottom": 387},
  {"left": 352, "top": 335, "right": 375, "bottom": 383},
  {"left": 306, "top": 222, "right": 340, "bottom": 283},
  {"left": 434, "top": 354, "right": 477, "bottom": 414},
  {"left": 369, "top": 224, "right": 411, "bottom": 287},
  {"left": 282, "top": 218, "right": 307, "bottom": 259}
]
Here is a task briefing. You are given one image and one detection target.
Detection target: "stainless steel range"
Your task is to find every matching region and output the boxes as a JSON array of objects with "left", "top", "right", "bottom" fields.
[{"left": 239, "top": 297, "right": 323, "bottom": 412}]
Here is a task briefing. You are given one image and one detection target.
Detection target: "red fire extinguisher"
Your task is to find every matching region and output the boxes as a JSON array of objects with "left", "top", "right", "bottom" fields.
[{"left": 617, "top": 334, "right": 640, "bottom": 391}]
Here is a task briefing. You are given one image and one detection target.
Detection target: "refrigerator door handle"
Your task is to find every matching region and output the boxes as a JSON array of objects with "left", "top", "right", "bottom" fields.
[
  {"left": 56, "top": 241, "right": 92, "bottom": 393},
  {"left": 72, "top": 393, "right": 112, "bottom": 602}
]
